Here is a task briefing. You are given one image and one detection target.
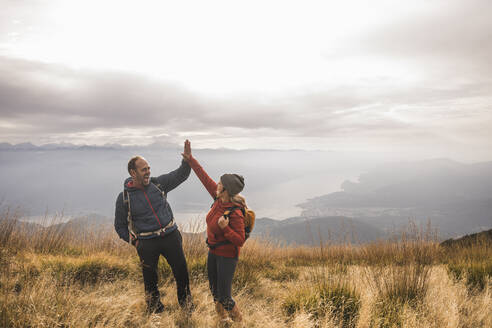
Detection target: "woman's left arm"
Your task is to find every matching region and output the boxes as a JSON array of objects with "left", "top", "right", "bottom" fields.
[
  {"left": 181, "top": 140, "right": 217, "bottom": 199},
  {"left": 222, "top": 210, "right": 245, "bottom": 247}
]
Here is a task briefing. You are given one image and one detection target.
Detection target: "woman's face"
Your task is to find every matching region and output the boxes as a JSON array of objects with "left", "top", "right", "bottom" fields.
[{"left": 216, "top": 181, "right": 225, "bottom": 197}]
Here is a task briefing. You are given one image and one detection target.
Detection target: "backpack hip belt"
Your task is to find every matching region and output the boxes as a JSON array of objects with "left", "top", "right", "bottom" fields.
[{"left": 135, "top": 219, "right": 175, "bottom": 238}]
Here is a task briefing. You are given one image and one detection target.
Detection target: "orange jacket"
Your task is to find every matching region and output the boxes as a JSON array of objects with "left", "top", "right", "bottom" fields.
[{"left": 188, "top": 156, "right": 245, "bottom": 258}]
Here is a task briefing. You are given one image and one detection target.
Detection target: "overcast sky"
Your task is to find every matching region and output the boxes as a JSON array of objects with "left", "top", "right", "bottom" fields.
[{"left": 1, "top": 0, "right": 491, "bottom": 161}]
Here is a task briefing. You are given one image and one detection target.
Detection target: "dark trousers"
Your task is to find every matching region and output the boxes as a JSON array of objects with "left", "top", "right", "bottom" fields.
[
  {"left": 207, "top": 251, "right": 238, "bottom": 311},
  {"left": 136, "top": 229, "right": 191, "bottom": 308}
]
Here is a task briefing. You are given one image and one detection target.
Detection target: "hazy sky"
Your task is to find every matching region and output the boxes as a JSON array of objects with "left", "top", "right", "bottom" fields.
[{"left": 1, "top": 0, "right": 491, "bottom": 160}]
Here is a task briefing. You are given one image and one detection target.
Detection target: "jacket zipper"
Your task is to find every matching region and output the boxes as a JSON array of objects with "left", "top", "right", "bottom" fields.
[{"left": 143, "top": 191, "right": 163, "bottom": 228}]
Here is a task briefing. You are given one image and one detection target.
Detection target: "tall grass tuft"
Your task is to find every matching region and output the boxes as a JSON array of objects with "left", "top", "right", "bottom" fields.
[
  {"left": 42, "top": 257, "right": 131, "bottom": 286},
  {"left": 366, "top": 263, "right": 430, "bottom": 328},
  {"left": 264, "top": 265, "right": 299, "bottom": 282},
  {"left": 363, "top": 227, "right": 435, "bottom": 327},
  {"left": 448, "top": 262, "right": 492, "bottom": 292},
  {"left": 283, "top": 279, "right": 361, "bottom": 328},
  {"left": 231, "top": 238, "right": 275, "bottom": 293},
  {"left": 443, "top": 235, "right": 492, "bottom": 293},
  {"left": 232, "top": 257, "right": 262, "bottom": 294},
  {"left": 368, "top": 264, "right": 430, "bottom": 306},
  {"left": 0, "top": 207, "right": 20, "bottom": 248}
]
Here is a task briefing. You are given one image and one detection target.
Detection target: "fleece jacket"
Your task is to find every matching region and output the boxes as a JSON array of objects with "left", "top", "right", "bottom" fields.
[{"left": 114, "top": 160, "right": 191, "bottom": 243}]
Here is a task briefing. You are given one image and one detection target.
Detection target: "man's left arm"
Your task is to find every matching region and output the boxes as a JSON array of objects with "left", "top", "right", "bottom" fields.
[
  {"left": 114, "top": 192, "right": 130, "bottom": 243},
  {"left": 155, "top": 159, "right": 191, "bottom": 193}
]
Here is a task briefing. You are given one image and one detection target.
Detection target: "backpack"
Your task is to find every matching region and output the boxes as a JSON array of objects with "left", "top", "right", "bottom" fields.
[
  {"left": 206, "top": 205, "right": 256, "bottom": 249},
  {"left": 223, "top": 206, "right": 256, "bottom": 240}
]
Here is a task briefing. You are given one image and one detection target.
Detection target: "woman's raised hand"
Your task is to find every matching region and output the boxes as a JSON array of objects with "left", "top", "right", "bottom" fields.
[
  {"left": 218, "top": 216, "right": 229, "bottom": 229},
  {"left": 181, "top": 139, "right": 192, "bottom": 162}
]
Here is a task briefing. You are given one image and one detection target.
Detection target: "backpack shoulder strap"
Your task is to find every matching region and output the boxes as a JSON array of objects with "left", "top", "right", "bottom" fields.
[
  {"left": 224, "top": 206, "right": 244, "bottom": 218},
  {"left": 150, "top": 177, "right": 166, "bottom": 198},
  {"left": 228, "top": 205, "right": 254, "bottom": 239},
  {"left": 224, "top": 206, "right": 250, "bottom": 243},
  {"left": 123, "top": 190, "right": 130, "bottom": 213},
  {"left": 210, "top": 197, "right": 218, "bottom": 208},
  {"left": 123, "top": 190, "right": 136, "bottom": 238}
]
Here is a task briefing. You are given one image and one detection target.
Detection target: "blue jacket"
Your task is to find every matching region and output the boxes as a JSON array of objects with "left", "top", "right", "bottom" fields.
[{"left": 114, "top": 160, "right": 191, "bottom": 242}]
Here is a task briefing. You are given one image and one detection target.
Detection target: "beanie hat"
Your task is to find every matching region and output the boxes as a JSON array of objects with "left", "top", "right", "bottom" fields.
[{"left": 220, "top": 174, "right": 245, "bottom": 196}]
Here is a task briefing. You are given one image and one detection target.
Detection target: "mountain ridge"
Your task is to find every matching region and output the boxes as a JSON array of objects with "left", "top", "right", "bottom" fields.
[{"left": 298, "top": 159, "right": 492, "bottom": 236}]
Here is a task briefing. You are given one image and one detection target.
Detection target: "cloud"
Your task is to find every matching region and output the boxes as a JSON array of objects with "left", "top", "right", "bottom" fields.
[
  {"left": 0, "top": 57, "right": 196, "bottom": 124},
  {"left": 0, "top": 0, "right": 491, "bottom": 160},
  {"left": 0, "top": 56, "right": 350, "bottom": 136},
  {"left": 354, "top": 0, "right": 492, "bottom": 78},
  {"left": 1, "top": 54, "right": 491, "bottom": 156}
]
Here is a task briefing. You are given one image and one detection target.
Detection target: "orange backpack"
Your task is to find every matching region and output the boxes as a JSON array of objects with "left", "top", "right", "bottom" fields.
[{"left": 223, "top": 206, "right": 256, "bottom": 240}]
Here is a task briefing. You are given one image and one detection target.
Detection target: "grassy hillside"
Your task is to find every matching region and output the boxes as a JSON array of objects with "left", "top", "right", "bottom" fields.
[
  {"left": 441, "top": 229, "right": 492, "bottom": 248},
  {"left": 1, "top": 212, "right": 491, "bottom": 328}
]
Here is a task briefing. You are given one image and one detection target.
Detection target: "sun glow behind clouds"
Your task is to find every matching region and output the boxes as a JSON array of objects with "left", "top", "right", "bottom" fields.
[{"left": 4, "top": 0, "right": 423, "bottom": 95}]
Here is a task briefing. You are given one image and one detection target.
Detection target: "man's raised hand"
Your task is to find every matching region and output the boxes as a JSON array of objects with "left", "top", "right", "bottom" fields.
[{"left": 181, "top": 139, "right": 192, "bottom": 162}]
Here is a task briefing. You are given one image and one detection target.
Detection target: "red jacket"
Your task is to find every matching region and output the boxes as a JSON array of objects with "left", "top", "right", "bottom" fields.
[{"left": 189, "top": 156, "right": 245, "bottom": 258}]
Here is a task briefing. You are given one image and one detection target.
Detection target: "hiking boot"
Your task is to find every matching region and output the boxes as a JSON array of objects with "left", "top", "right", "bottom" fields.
[
  {"left": 215, "top": 302, "right": 228, "bottom": 321},
  {"left": 229, "top": 304, "right": 242, "bottom": 322}
]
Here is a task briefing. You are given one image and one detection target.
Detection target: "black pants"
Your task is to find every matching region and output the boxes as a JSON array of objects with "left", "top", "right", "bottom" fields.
[
  {"left": 207, "top": 252, "right": 238, "bottom": 311},
  {"left": 136, "top": 229, "right": 191, "bottom": 308}
]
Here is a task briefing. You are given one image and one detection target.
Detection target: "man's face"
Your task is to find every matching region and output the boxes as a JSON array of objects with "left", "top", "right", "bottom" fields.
[{"left": 131, "top": 158, "right": 151, "bottom": 187}]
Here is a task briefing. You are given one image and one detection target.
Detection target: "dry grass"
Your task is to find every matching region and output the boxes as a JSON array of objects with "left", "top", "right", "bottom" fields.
[{"left": 0, "top": 210, "right": 491, "bottom": 328}]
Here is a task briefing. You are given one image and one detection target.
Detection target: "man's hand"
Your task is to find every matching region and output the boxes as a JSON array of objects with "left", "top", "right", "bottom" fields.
[
  {"left": 218, "top": 216, "right": 229, "bottom": 229},
  {"left": 181, "top": 139, "right": 192, "bottom": 162}
]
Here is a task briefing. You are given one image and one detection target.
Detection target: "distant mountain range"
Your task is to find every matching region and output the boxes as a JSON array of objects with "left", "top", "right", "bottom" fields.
[
  {"left": 297, "top": 159, "right": 492, "bottom": 237},
  {"left": 0, "top": 142, "right": 181, "bottom": 151},
  {"left": 0, "top": 142, "right": 304, "bottom": 152},
  {"left": 13, "top": 213, "right": 113, "bottom": 237}
]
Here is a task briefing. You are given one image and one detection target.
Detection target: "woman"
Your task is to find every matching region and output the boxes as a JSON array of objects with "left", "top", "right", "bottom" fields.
[{"left": 181, "top": 140, "right": 246, "bottom": 322}]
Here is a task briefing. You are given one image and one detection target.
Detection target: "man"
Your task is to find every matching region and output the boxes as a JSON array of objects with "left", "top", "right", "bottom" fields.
[{"left": 114, "top": 142, "right": 193, "bottom": 314}]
